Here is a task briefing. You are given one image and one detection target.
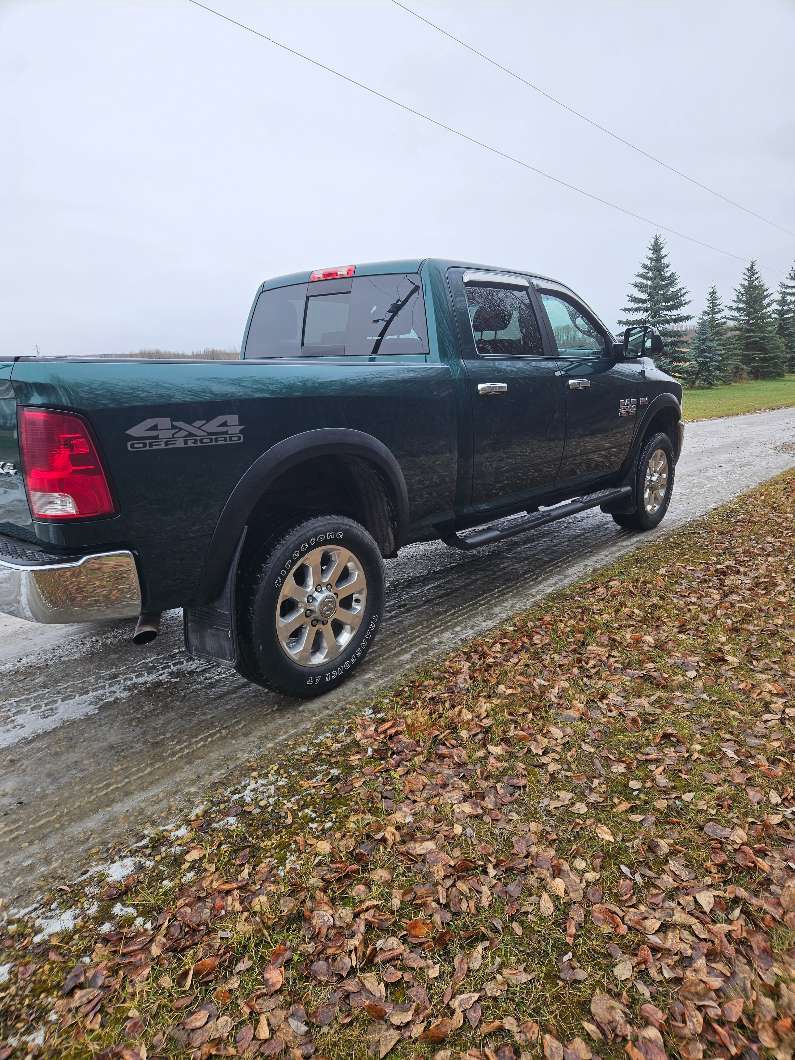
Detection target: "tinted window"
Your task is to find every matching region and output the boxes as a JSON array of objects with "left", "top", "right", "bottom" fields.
[
  {"left": 464, "top": 282, "right": 544, "bottom": 357},
  {"left": 350, "top": 274, "right": 428, "bottom": 356},
  {"left": 304, "top": 292, "right": 349, "bottom": 354},
  {"left": 245, "top": 283, "right": 305, "bottom": 358},
  {"left": 244, "top": 273, "right": 428, "bottom": 358},
  {"left": 540, "top": 292, "right": 606, "bottom": 356}
]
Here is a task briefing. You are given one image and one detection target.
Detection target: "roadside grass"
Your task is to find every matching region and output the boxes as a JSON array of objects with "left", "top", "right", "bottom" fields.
[
  {"left": 683, "top": 374, "right": 795, "bottom": 421},
  {"left": 1, "top": 474, "right": 793, "bottom": 1059}
]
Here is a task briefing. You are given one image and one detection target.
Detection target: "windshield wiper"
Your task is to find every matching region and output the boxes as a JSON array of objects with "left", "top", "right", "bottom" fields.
[{"left": 369, "top": 281, "right": 420, "bottom": 358}]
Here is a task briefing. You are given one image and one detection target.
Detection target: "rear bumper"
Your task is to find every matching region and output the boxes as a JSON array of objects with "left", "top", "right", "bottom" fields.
[
  {"left": 0, "top": 546, "right": 141, "bottom": 623},
  {"left": 676, "top": 420, "right": 685, "bottom": 462}
]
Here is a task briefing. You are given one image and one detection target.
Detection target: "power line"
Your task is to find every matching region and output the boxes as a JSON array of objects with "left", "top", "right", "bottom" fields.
[
  {"left": 185, "top": 0, "right": 754, "bottom": 263},
  {"left": 390, "top": 0, "right": 795, "bottom": 239}
]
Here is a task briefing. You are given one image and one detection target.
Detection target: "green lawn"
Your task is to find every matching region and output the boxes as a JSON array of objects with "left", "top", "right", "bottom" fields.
[{"left": 683, "top": 373, "right": 795, "bottom": 421}]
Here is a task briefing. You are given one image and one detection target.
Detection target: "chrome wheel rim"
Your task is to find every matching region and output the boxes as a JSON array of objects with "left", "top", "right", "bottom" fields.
[
  {"left": 643, "top": 449, "right": 669, "bottom": 514},
  {"left": 275, "top": 545, "right": 367, "bottom": 667}
]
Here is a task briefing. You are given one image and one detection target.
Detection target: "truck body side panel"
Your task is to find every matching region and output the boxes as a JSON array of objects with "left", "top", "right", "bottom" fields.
[{"left": 8, "top": 359, "right": 457, "bottom": 610}]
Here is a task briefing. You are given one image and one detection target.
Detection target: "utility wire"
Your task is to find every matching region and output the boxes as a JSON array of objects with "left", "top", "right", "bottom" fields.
[
  {"left": 185, "top": 0, "right": 754, "bottom": 262},
  {"left": 391, "top": 0, "right": 794, "bottom": 239}
]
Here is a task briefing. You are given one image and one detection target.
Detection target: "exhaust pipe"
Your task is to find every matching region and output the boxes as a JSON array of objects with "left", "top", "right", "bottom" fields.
[{"left": 133, "top": 611, "right": 161, "bottom": 645}]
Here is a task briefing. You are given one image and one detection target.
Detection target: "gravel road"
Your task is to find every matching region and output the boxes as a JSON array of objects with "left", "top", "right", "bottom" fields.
[{"left": 1, "top": 407, "right": 793, "bottom": 902}]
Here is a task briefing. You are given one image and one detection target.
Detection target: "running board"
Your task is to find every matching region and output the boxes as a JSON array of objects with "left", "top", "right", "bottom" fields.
[{"left": 442, "top": 487, "right": 633, "bottom": 551}]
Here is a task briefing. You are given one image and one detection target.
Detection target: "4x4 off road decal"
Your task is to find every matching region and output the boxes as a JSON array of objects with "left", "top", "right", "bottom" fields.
[
  {"left": 126, "top": 415, "right": 244, "bottom": 451},
  {"left": 618, "top": 397, "right": 638, "bottom": 418}
]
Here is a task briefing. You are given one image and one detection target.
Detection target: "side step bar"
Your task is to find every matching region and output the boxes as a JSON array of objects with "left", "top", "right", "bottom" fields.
[{"left": 442, "top": 487, "right": 633, "bottom": 552}]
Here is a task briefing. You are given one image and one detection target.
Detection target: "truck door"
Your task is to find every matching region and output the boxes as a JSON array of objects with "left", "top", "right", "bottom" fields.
[
  {"left": 536, "top": 287, "right": 639, "bottom": 487},
  {"left": 452, "top": 269, "right": 565, "bottom": 514}
]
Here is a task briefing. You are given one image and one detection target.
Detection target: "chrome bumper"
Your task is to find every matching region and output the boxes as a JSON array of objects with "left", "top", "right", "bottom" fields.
[
  {"left": 677, "top": 420, "right": 685, "bottom": 461},
  {"left": 0, "top": 549, "right": 141, "bottom": 623}
]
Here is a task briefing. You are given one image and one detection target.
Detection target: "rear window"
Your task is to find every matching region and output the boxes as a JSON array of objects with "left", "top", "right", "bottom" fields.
[{"left": 244, "top": 273, "right": 429, "bottom": 358}]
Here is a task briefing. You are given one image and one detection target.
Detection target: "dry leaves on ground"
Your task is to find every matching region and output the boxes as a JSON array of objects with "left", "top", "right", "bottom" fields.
[{"left": 1, "top": 473, "right": 793, "bottom": 1058}]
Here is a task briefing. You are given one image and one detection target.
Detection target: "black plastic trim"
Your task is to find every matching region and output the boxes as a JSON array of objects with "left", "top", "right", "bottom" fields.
[
  {"left": 442, "top": 487, "right": 632, "bottom": 550},
  {"left": 623, "top": 393, "right": 683, "bottom": 475},
  {"left": 199, "top": 428, "right": 410, "bottom": 599}
]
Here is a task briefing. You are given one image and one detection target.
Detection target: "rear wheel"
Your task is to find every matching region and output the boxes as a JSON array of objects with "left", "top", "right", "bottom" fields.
[
  {"left": 612, "top": 432, "right": 675, "bottom": 531},
  {"left": 238, "top": 515, "right": 384, "bottom": 697}
]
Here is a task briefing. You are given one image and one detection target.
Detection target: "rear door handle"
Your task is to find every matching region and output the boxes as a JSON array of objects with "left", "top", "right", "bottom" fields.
[
  {"left": 478, "top": 382, "right": 508, "bottom": 396},
  {"left": 568, "top": 378, "right": 591, "bottom": 390}
]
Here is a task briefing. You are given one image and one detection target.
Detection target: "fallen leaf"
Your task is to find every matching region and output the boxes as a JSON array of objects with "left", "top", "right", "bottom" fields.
[
  {"left": 703, "top": 821, "right": 732, "bottom": 840},
  {"left": 193, "top": 956, "right": 220, "bottom": 980},
  {"left": 183, "top": 1009, "right": 210, "bottom": 1031},
  {"left": 236, "top": 1024, "right": 254, "bottom": 1052},
  {"left": 543, "top": 1032, "right": 564, "bottom": 1059},
  {"left": 406, "top": 918, "right": 432, "bottom": 940},
  {"left": 377, "top": 1029, "right": 401, "bottom": 1057},
  {"left": 421, "top": 1018, "right": 453, "bottom": 1042},
  {"left": 590, "top": 991, "right": 630, "bottom": 1039},
  {"left": 451, "top": 991, "right": 480, "bottom": 1011},
  {"left": 255, "top": 1013, "right": 270, "bottom": 1040},
  {"left": 694, "top": 890, "right": 715, "bottom": 913},
  {"left": 262, "top": 964, "right": 283, "bottom": 995},
  {"left": 722, "top": 997, "right": 744, "bottom": 1022}
]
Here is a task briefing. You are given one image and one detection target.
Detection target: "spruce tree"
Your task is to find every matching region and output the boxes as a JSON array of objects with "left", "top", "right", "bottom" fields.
[
  {"left": 775, "top": 263, "right": 795, "bottom": 372},
  {"left": 618, "top": 234, "right": 692, "bottom": 376},
  {"left": 728, "top": 260, "right": 786, "bottom": 379},
  {"left": 703, "top": 284, "right": 733, "bottom": 380},
  {"left": 684, "top": 311, "right": 723, "bottom": 388}
]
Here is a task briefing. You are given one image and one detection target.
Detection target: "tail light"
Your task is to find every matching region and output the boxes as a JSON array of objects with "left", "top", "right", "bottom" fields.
[
  {"left": 18, "top": 407, "right": 116, "bottom": 519},
  {"left": 309, "top": 265, "right": 356, "bottom": 281}
]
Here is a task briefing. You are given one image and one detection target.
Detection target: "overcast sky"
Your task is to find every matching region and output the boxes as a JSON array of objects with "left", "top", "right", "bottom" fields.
[{"left": 1, "top": 0, "right": 793, "bottom": 356}]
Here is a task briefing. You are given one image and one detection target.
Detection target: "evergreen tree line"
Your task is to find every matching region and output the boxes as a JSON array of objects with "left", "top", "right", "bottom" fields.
[{"left": 618, "top": 234, "right": 795, "bottom": 386}]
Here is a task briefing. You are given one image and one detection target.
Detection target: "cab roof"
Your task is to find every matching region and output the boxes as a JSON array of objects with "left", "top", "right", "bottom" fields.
[{"left": 258, "top": 258, "right": 564, "bottom": 292}]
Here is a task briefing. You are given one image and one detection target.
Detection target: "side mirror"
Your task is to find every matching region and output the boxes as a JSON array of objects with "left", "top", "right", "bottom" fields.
[
  {"left": 623, "top": 325, "right": 646, "bottom": 358},
  {"left": 623, "top": 325, "right": 664, "bottom": 359}
]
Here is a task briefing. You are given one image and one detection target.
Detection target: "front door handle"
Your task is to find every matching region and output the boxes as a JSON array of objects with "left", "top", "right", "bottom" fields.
[
  {"left": 478, "top": 382, "right": 508, "bottom": 396},
  {"left": 568, "top": 378, "right": 591, "bottom": 390}
]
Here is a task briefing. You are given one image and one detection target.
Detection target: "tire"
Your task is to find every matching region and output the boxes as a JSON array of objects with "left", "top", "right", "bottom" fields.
[
  {"left": 237, "top": 515, "right": 384, "bottom": 697},
  {"left": 612, "top": 432, "right": 675, "bottom": 531}
]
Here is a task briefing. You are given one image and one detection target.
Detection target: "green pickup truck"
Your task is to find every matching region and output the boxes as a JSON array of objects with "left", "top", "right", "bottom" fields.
[{"left": 0, "top": 258, "right": 683, "bottom": 696}]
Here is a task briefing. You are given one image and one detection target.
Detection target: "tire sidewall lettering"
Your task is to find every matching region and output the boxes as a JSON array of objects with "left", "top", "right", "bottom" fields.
[
  {"left": 274, "top": 530, "right": 346, "bottom": 589},
  {"left": 306, "top": 614, "right": 380, "bottom": 686}
]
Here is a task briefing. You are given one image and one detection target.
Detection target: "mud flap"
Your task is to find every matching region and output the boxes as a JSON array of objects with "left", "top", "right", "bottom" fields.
[
  {"left": 184, "top": 531, "right": 246, "bottom": 668},
  {"left": 600, "top": 472, "right": 637, "bottom": 515},
  {"left": 600, "top": 491, "right": 636, "bottom": 515}
]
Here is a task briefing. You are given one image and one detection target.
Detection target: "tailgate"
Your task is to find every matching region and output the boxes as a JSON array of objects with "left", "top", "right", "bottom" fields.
[{"left": 0, "top": 362, "right": 33, "bottom": 536}]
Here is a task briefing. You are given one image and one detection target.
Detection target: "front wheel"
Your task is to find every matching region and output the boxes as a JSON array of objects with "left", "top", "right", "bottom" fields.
[
  {"left": 612, "top": 432, "right": 675, "bottom": 531},
  {"left": 237, "top": 515, "right": 385, "bottom": 697}
]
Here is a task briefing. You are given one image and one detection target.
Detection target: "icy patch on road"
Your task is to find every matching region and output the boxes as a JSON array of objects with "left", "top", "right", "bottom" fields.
[
  {"left": 0, "top": 651, "right": 209, "bottom": 750},
  {"left": 0, "top": 692, "right": 101, "bottom": 751}
]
